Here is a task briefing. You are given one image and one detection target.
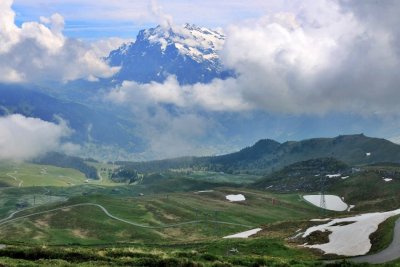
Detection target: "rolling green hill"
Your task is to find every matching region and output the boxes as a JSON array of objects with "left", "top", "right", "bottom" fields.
[
  {"left": 119, "top": 134, "right": 400, "bottom": 175},
  {"left": 252, "top": 158, "right": 350, "bottom": 192},
  {"left": 1, "top": 135, "right": 400, "bottom": 266},
  {"left": 33, "top": 152, "right": 99, "bottom": 180}
]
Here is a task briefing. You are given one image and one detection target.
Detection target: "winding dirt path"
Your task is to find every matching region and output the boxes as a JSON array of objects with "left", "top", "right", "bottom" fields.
[
  {"left": 0, "top": 203, "right": 253, "bottom": 229},
  {"left": 6, "top": 172, "right": 23, "bottom": 187}
]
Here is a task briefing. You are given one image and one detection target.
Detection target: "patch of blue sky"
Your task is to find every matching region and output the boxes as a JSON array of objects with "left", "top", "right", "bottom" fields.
[{"left": 11, "top": 0, "right": 277, "bottom": 39}]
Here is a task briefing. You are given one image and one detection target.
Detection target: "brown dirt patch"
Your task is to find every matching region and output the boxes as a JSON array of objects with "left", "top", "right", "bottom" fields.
[{"left": 71, "top": 229, "right": 90, "bottom": 239}]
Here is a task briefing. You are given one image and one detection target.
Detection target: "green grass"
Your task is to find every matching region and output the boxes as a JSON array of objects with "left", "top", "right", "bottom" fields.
[
  {"left": 369, "top": 215, "right": 400, "bottom": 254},
  {"left": 0, "top": 162, "right": 89, "bottom": 187},
  {"left": 329, "top": 171, "right": 400, "bottom": 212},
  {"left": 169, "top": 170, "right": 261, "bottom": 185},
  {"left": 0, "top": 188, "right": 322, "bottom": 246},
  {"left": 0, "top": 161, "right": 123, "bottom": 191},
  {"left": 0, "top": 186, "right": 327, "bottom": 266},
  {"left": 85, "top": 161, "right": 119, "bottom": 186},
  {"left": 1, "top": 163, "right": 400, "bottom": 266},
  {"left": 0, "top": 242, "right": 320, "bottom": 267}
]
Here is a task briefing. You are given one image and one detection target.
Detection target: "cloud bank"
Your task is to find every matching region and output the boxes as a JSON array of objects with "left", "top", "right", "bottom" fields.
[
  {"left": 109, "top": 0, "right": 400, "bottom": 116},
  {"left": 5, "top": 0, "right": 400, "bottom": 158},
  {"left": 0, "top": 0, "right": 119, "bottom": 83},
  {"left": 0, "top": 114, "right": 73, "bottom": 161}
]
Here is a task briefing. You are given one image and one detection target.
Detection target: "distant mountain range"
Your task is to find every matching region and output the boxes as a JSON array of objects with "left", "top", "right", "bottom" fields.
[
  {"left": 106, "top": 24, "right": 233, "bottom": 84},
  {"left": 119, "top": 134, "right": 400, "bottom": 174}
]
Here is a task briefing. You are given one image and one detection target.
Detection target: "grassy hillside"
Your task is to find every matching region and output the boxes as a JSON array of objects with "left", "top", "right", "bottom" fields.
[
  {"left": 33, "top": 153, "right": 99, "bottom": 179},
  {"left": 253, "top": 158, "right": 349, "bottom": 192},
  {"left": 0, "top": 188, "right": 322, "bottom": 245},
  {"left": 250, "top": 160, "right": 400, "bottom": 213},
  {"left": 118, "top": 134, "right": 400, "bottom": 175},
  {"left": 1, "top": 145, "right": 400, "bottom": 266},
  {"left": 0, "top": 184, "right": 397, "bottom": 266},
  {"left": 0, "top": 162, "right": 88, "bottom": 187},
  {"left": 0, "top": 240, "right": 320, "bottom": 267},
  {"left": 329, "top": 167, "right": 400, "bottom": 212}
]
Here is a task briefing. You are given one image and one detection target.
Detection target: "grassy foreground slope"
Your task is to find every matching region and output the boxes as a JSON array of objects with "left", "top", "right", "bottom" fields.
[
  {"left": 0, "top": 188, "right": 322, "bottom": 245},
  {"left": 1, "top": 153, "right": 400, "bottom": 266},
  {"left": 0, "top": 185, "right": 329, "bottom": 266},
  {"left": 0, "top": 241, "right": 320, "bottom": 267}
]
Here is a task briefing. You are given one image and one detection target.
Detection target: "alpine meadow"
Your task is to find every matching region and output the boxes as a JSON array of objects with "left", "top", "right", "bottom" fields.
[{"left": 1, "top": 0, "right": 400, "bottom": 266}]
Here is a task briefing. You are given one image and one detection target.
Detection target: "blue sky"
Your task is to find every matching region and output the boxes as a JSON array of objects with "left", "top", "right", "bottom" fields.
[{"left": 12, "top": 0, "right": 279, "bottom": 39}]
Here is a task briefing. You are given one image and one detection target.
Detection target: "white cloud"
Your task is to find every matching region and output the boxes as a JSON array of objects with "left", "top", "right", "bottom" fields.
[
  {"left": 0, "top": 114, "right": 73, "bottom": 161},
  {"left": 137, "top": 109, "right": 218, "bottom": 159},
  {"left": 101, "top": 0, "right": 400, "bottom": 157},
  {"left": 90, "top": 37, "right": 132, "bottom": 58},
  {"left": 0, "top": 0, "right": 119, "bottom": 83},
  {"left": 150, "top": 0, "right": 174, "bottom": 30},
  {"left": 107, "top": 81, "right": 236, "bottom": 158},
  {"left": 108, "top": 0, "right": 400, "bottom": 116},
  {"left": 107, "top": 76, "right": 251, "bottom": 112},
  {"left": 220, "top": 0, "right": 400, "bottom": 115}
]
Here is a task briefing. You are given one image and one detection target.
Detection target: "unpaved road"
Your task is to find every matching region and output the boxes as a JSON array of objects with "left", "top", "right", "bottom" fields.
[
  {"left": 6, "top": 172, "right": 23, "bottom": 187},
  {"left": 351, "top": 217, "right": 400, "bottom": 264},
  {"left": 0, "top": 203, "right": 253, "bottom": 229}
]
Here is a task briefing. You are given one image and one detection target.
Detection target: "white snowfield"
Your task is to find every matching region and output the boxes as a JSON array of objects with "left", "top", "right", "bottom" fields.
[
  {"left": 226, "top": 194, "right": 246, "bottom": 202},
  {"left": 144, "top": 24, "right": 224, "bottom": 62},
  {"left": 303, "top": 195, "right": 348, "bottom": 211},
  {"left": 223, "top": 228, "right": 262, "bottom": 239},
  {"left": 303, "top": 209, "right": 400, "bottom": 256}
]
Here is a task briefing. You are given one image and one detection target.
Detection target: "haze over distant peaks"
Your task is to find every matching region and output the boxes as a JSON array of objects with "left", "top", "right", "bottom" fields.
[{"left": 107, "top": 23, "right": 232, "bottom": 84}]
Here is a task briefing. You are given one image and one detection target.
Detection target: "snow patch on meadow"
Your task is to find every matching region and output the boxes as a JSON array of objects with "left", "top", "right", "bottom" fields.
[
  {"left": 303, "top": 209, "right": 400, "bottom": 256},
  {"left": 226, "top": 194, "right": 246, "bottom": 202},
  {"left": 303, "top": 195, "right": 348, "bottom": 211},
  {"left": 223, "top": 228, "right": 262, "bottom": 238}
]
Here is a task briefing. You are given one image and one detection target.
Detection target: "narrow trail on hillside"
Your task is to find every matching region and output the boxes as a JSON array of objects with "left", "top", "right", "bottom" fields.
[
  {"left": 0, "top": 203, "right": 254, "bottom": 230},
  {"left": 6, "top": 172, "right": 23, "bottom": 187},
  {"left": 97, "top": 171, "right": 103, "bottom": 182},
  {"left": 350, "top": 217, "right": 400, "bottom": 264}
]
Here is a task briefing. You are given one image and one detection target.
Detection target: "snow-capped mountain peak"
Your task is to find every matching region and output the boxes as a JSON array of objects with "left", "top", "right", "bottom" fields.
[
  {"left": 107, "top": 23, "right": 232, "bottom": 84},
  {"left": 139, "top": 23, "right": 225, "bottom": 62}
]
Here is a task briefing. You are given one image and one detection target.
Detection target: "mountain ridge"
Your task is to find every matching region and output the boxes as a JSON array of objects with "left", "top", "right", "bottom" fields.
[
  {"left": 107, "top": 23, "right": 233, "bottom": 84},
  {"left": 118, "top": 134, "right": 400, "bottom": 174}
]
